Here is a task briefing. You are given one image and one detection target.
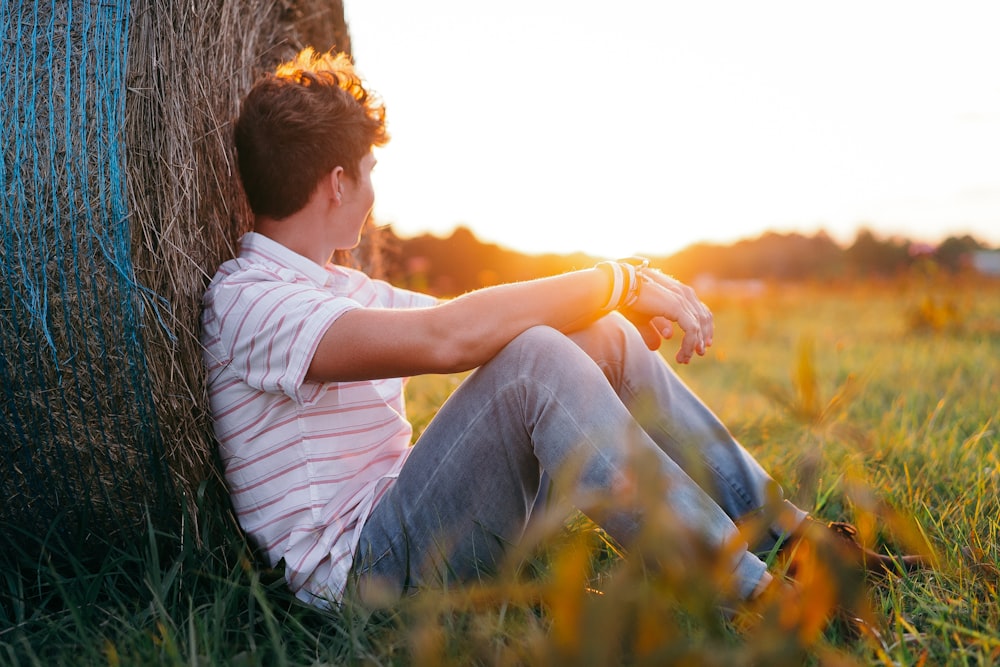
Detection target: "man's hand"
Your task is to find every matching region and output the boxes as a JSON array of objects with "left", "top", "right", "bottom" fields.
[{"left": 621, "top": 270, "right": 714, "bottom": 364}]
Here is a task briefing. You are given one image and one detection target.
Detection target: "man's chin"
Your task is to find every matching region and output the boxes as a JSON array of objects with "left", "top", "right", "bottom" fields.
[{"left": 337, "top": 237, "right": 363, "bottom": 251}]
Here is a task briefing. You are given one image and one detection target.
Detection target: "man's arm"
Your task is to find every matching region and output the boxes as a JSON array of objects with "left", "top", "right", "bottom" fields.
[{"left": 306, "top": 266, "right": 713, "bottom": 383}]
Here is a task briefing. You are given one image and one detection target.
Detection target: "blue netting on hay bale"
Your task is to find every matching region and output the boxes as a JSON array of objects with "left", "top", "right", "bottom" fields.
[
  {"left": 1, "top": 0, "right": 354, "bottom": 555},
  {"left": 0, "top": 0, "right": 176, "bottom": 544}
]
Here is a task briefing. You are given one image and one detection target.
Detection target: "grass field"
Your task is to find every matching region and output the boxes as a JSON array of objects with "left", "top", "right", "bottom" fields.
[{"left": 1, "top": 275, "right": 998, "bottom": 666}]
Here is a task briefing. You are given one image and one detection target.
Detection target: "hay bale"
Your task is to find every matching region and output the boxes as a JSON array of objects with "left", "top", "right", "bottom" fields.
[{"left": 0, "top": 0, "right": 352, "bottom": 550}]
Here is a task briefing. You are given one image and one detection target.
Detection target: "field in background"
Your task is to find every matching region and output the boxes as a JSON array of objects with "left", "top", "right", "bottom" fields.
[
  {"left": 401, "top": 275, "right": 1000, "bottom": 665},
  {"left": 2, "top": 276, "right": 997, "bottom": 665}
]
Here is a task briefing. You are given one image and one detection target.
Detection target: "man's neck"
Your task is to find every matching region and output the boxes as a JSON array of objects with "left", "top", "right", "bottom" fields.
[{"left": 253, "top": 207, "right": 336, "bottom": 267}]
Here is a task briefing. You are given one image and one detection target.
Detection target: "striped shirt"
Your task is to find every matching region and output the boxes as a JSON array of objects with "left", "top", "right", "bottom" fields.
[{"left": 200, "top": 232, "right": 437, "bottom": 606}]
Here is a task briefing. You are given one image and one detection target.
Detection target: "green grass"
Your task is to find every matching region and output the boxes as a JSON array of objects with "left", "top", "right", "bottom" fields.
[{"left": 2, "top": 276, "right": 998, "bottom": 666}]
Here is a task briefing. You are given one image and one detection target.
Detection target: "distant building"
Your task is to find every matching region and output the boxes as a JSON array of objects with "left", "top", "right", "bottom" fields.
[{"left": 969, "top": 250, "right": 1000, "bottom": 276}]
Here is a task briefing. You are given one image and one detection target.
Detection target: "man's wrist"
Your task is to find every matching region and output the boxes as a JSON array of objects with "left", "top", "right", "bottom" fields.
[
  {"left": 595, "top": 257, "right": 649, "bottom": 311},
  {"left": 595, "top": 261, "right": 624, "bottom": 312}
]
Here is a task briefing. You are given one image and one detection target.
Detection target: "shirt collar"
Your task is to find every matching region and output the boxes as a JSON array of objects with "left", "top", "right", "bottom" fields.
[{"left": 238, "top": 231, "right": 337, "bottom": 288}]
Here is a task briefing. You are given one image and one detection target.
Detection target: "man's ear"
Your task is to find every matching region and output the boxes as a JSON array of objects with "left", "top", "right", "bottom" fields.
[{"left": 328, "top": 166, "right": 345, "bottom": 203}]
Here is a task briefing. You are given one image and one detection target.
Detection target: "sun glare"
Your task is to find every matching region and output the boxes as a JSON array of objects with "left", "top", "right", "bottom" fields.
[{"left": 350, "top": 1, "right": 1000, "bottom": 257}]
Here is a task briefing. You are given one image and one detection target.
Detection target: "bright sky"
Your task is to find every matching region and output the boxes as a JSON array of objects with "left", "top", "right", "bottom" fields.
[{"left": 344, "top": 1, "right": 1000, "bottom": 258}]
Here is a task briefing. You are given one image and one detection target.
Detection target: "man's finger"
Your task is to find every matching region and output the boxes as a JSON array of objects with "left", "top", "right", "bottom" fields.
[
  {"left": 650, "top": 315, "right": 673, "bottom": 340},
  {"left": 674, "top": 312, "right": 704, "bottom": 363}
]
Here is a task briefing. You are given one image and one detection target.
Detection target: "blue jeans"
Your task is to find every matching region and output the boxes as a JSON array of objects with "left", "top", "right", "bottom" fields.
[{"left": 352, "top": 314, "right": 807, "bottom": 601}]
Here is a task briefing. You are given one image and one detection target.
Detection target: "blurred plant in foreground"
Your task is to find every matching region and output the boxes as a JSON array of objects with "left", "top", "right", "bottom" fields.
[{"left": 349, "top": 443, "right": 908, "bottom": 667}]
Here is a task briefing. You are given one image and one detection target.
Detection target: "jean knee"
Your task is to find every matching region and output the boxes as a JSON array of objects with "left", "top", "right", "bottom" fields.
[
  {"left": 567, "top": 313, "right": 650, "bottom": 377},
  {"left": 494, "top": 326, "right": 602, "bottom": 381},
  {"left": 505, "top": 325, "right": 576, "bottom": 358},
  {"left": 602, "top": 312, "right": 651, "bottom": 352}
]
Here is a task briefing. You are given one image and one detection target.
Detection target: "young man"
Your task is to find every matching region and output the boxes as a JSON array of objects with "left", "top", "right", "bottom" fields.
[{"left": 202, "top": 49, "right": 919, "bottom": 611}]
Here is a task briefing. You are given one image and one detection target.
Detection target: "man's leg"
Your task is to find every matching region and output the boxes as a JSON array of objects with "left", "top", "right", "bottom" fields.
[
  {"left": 351, "top": 326, "right": 769, "bottom": 602},
  {"left": 565, "top": 313, "right": 809, "bottom": 554}
]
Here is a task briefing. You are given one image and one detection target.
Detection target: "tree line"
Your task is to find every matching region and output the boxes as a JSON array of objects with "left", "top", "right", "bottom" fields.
[{"left": 370, "top": 224, "right": 994, "bottom": 296}]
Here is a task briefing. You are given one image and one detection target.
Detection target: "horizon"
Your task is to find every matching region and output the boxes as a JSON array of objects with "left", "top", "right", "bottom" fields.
[
  {"left": 345, "top": 1, "right": 1000, "bottom": 258},
  {"left": 381, "top": 220, "right": 997, "bottom": 261}
]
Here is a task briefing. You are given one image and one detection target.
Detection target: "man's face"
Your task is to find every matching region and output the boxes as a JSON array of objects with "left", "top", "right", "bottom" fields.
[{"left": 336, "top": 152, "right": 377, "bottom": 249}]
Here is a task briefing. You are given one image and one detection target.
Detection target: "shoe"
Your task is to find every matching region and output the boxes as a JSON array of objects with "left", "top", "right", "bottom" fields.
[
  {"left": 826, "top": 520, "right": 929, "bottom": 573},
  {"left": 781, "top": 517, "right": 930, "bottom": 576}
]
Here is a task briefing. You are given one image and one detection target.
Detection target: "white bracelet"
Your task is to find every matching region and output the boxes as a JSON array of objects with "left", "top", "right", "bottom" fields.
[
  {"left": 596, "top": 261, "right": 624, "bottom": 311},
  {"left": 597, "top": 258, "right": 651, "bottom": 311}
]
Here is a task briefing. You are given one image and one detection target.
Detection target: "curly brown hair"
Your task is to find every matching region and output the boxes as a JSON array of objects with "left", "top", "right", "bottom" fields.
[{"left": 235, "top": 48, "right": 389, "bottom": 220}]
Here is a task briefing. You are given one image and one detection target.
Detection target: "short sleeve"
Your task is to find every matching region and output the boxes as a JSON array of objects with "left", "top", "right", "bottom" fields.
[{"left": 210, "top": 268, "right": 359, "bottom": 402}]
